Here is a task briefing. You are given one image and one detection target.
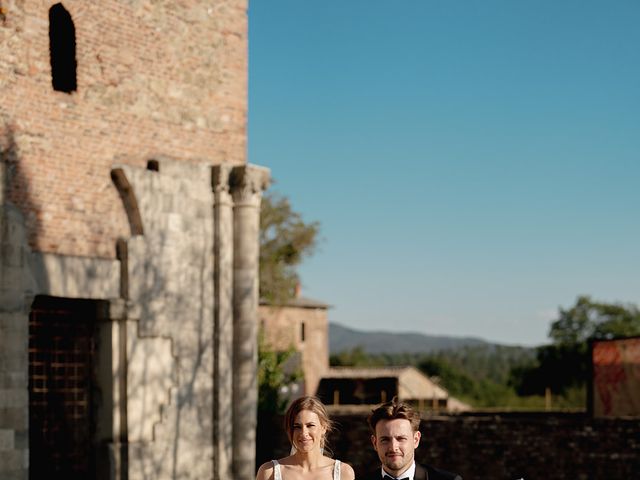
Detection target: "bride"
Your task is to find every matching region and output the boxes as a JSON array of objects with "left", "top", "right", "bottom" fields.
[{"left": 256, "top": 396, "right": 355, "bottom": 480}]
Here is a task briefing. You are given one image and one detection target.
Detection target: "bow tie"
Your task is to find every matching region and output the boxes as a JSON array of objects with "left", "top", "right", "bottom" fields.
[{"left": 384, "top": 476, "right": 410, "bottom": 480}]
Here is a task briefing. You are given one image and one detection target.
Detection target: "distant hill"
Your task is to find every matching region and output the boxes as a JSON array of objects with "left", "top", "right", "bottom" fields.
[{"left": 329, "top": 322, "right": 491, "bottom": 355}]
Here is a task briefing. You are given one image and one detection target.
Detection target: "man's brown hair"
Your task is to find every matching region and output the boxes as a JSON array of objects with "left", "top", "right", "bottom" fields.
[{"left": 367, "top": 397, "right": 421, "bottom": 434}]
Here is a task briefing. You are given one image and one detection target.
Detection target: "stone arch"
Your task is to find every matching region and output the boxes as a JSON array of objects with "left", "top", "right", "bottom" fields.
[{"left": 111, "top": 168, "right": 144, "bottom": 236}]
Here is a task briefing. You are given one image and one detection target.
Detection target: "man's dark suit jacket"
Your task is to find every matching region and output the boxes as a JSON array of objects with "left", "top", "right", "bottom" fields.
[{"left": 361, "top": 463, "right": 462, "bottom": 480}]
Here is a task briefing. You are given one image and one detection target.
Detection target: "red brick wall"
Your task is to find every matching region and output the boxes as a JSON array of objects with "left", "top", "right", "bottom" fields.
[{"left": 1, "top": 0, "right": 247, "bottom": 258}]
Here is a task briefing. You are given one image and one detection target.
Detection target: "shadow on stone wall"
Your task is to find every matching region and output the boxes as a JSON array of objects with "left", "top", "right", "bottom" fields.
[
  {"left": 114, "top": 162, "right": 216, "bottom": 480},
  {"left": 1, "top": 118, "right": 46, "bottom": 254},
  {"left": 1, "top": 118, "right": 51, "bottom": 479}
]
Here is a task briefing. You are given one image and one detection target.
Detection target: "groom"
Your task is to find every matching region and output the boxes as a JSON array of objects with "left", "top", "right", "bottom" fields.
[{"left": 363, "top": 398, "right": 462, "bottom": 480}]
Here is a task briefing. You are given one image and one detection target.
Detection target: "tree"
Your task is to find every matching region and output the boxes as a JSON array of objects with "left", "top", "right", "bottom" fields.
[
  {"left": 259, "top": 191, "right": 320, "bottom": 304},
  {"left": 418, "top": 357, "right": 474, "bottom": 397},
  {"left": 258, "top": 332, "right": 302, "bottom": 413},
  {"left": 509, "top": 296, "right": 640, "bottom": 397},
  {"left": 330, "top": 347, "right": 384, "bottom": 367},
  {"left": 257, "top": 190, "right": 318, "bottom": 413},
  {"left": 549, "top": 295, "right": 640, "bottom": 346},
  {"left": 509, "top": 343, "right": 587, "bottom": 396}
]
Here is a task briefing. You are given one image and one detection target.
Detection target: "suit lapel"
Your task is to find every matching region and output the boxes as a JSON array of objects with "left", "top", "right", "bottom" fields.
[{"left": 414, "top": 463, "right": 428, "bottom": 480}]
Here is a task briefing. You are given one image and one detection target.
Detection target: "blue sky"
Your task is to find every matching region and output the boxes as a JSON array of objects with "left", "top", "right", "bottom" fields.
[{"left": 248, "top": 1, "right": 640, "bottom": 346}]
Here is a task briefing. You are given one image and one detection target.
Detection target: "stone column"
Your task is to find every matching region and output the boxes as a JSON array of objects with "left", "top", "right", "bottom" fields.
[
  {"left": 212, "top": 165, "right": 234, "bottom": 480},
  {"left": 95, "top": 298, "right": 129, "bottom": 480},
  {"left": 229, "top": 164, "right": 270, "bottom": 480}
]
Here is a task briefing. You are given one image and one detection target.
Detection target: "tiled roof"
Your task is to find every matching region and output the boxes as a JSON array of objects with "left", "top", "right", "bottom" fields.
[{"left": 260, "top": 296, "right": 330, "bottom": 309}]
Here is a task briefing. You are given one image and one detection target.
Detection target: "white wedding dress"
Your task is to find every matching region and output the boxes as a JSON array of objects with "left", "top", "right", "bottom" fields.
[{"left": 271, "top": 459, "right": 342, "bottom": 480}]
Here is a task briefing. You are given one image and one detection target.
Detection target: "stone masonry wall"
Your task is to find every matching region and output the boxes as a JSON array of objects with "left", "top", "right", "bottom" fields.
[
  {"left": 0, "top": 0, "right": 247, "bottom": 258},
  {"left": 0, "top": 199, "right": 31, "bottom": 480},
  {"left": 258, "top": 412, "right": 640, "bottom": 480},
  {"left": 118, "top": 159, "right": 215, "bottom": 480}
]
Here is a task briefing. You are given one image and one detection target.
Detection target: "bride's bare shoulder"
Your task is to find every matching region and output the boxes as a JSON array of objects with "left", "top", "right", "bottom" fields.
[
  {"left": 256, "top": 460, "right": 276, "bottom": 480},
  {"left": 339, "top": 460, "right": 355, "bottom": 480},
  {"left": 276, "top": 454, "right": 297, "bottom": 466}
]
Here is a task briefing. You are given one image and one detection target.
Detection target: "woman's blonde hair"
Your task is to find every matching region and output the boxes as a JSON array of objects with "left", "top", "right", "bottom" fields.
[{"left": 284, "top": 396, "right": 334, "bottom": 454}]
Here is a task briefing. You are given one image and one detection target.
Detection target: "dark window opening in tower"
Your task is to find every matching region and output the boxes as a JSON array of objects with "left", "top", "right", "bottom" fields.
[
  {"left": 49, "top": 3, "right": 77, "bottom": 93},
  {"left": 147, "top": 160, "right": 160, "bottom": 172}
]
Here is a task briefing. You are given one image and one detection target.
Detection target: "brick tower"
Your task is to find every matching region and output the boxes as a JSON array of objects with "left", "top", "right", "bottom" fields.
[{"left": 0, "top": 2, "right": 267, "bottom": 479}]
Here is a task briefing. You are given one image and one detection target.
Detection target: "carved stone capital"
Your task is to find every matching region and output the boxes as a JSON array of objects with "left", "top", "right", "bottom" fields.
[
  {"left": 229, "top": 164, "right": 270, "bottom": 207},
  {"left": 212, "top": 164, "right": 233, "bottom": 195}
]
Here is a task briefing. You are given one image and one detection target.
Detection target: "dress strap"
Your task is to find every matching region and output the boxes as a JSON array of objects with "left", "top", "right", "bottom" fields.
[
  {"left": 271, "top": 460, "right": 282, "bottom": 480},
  {"left": 272, "top": 458, "right": 340, "bottom": 480},
  {"left": 333, "top": 460, "right": 341, "bottom": 480}
]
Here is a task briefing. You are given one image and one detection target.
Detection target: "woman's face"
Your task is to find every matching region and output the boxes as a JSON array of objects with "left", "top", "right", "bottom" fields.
[{"left": 292, "top": 409, "right": 326, "bottom": 453}]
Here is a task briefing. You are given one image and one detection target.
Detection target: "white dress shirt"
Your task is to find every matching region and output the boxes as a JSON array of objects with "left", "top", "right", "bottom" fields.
[{"left": 381, "top": 461, "right": 416, "bottom": 480}]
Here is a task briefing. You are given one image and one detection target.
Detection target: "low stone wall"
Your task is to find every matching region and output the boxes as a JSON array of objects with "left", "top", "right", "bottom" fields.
[{"left": 257, "top": 411, "right": 640, "bottom": 480}]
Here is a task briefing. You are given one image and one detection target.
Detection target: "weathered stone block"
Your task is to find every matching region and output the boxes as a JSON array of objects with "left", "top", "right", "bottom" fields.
[
  {"left": 0, "top": 371, "right": 27, "bottom": 390},
  {"left": 12, "top": 430, "right": 27, "bottom": 449},
  {"left": 0, "top": 450, "right": 25, "bottom": 470},
  {"left": 0, "top": 429, "right": 14, "bottom": 450},
  {"left": 0, "top": 390, "right": 28, "bottom": 409}
]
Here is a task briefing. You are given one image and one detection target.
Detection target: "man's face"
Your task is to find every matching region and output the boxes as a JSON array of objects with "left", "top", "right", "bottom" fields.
[{"left": 371, "top": 418, "right": 421, "bottom": 477}]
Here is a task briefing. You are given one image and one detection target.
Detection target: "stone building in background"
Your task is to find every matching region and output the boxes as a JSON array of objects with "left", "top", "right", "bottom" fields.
[
  {"left": 317, "top": 366, "right": 471, "bottom": 413},
  {"left": 0, "top": 1, "right": 268, "bottom": 479},
  {"left": 260, "top": 293, "right": 470, "bottom": 413},
  {"left": 259, "top": 294, "right": 331, "bottom": 397}
]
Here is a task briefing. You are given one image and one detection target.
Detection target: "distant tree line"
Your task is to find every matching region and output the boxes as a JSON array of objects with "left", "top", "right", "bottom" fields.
[
  {"left": 509, "top": 296, "right": 640, "bottom": 399},
  {"left": 330, "top": 344, "right": 538, "bottom": 408},
  {"left": 256, "top": 189, "right": 640, "bottom": 410},
  {"left": 331, "top": 296, "right": 640, "bottom": 409}
]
